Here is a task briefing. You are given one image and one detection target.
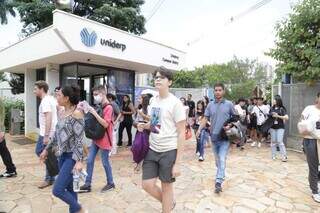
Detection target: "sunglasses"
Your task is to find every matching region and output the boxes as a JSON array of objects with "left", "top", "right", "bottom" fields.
[{"left": 154, "top": 75, "right": 166, "bottom": 80}]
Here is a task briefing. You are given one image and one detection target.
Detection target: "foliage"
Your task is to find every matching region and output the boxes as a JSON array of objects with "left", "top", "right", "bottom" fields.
[
  {"left": 0, "top": 0, "right": 16, "bottom": 24},
  {"left": 2, "top": 97, "right": 24, "bottom": 132},
  {"left": 1, "top": 0, "right": 146, "bottom": 36},
  {"left": 0, "top": 71, "right": 6, "bottom": 81},
  {"left": 268, "top": 0, "right": 320, "bottom": 83},
  {"left": 8, "top": 73, "right": 24, "bottom": 94}
]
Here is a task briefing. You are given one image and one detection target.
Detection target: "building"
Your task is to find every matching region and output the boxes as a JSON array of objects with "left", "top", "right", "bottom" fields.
[{"left": 0, "top": 9, "right": 185, "bottom": 139}]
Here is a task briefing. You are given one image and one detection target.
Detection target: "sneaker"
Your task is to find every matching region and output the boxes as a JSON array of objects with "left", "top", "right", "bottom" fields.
[
  {"left": 258, "top": 142, "right": 261, "bottom": 148},
  {"left": 198, "top": 156, "right": 204, "bottom": 162},
  {"left": 247, "top": 138, "right": 253, "bottom": 143},
  {"left": 312, "top": 193, "right": 320, "bottom": 203},
  {"left": 38, "top": 181, "right": 53, "bottom": 189},
  {"left": 101, "top": 183, "right": 115, "bottom": 193},
  {"left": 0, "top": 171, "right": 17, "bottom": 178},
  {"left": 196, "top": 152, "right": 200, "bottom": 156},
  {"left": 79, "top": 184, "right": 91, "bottom": 193},
  {"left": 251, "top": 141, "right": 256, "bottom": 147},
  {"left": 272, "top": 156, "right": 276, "bottom": 160},
  {"left": 215, "top": 182, "right": 222, "bottom": 194},
  {"left": 282, "top": 156, "right": 288, "bottom": 162}
]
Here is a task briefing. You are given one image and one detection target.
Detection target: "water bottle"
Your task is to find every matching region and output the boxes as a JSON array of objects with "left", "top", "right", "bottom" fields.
[
  {"left": 73, "top": 170, "right": 80, "bottom": 192},
  {"left": 79, "top": 170, "right": 88, "bottom": 182}
]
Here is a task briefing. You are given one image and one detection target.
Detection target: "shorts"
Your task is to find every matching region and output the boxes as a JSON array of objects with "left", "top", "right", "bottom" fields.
[
  {"left": 142, "top": 149, "right": 177, "bottom": 183},
  {"left": 257, "top": 125, "right": 263, "bottom": 134}
]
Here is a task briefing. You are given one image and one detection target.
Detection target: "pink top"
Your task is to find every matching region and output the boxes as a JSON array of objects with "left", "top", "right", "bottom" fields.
[{"left": 94, "top": 105, "right": 113, "bottom": 150}]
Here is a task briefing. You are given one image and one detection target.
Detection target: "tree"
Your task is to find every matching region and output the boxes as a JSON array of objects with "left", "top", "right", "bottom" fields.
[
  {"left": 0, "top": 0, "right": 16, "bottom": 24},
  {"left": 1, "top": 0, "right": 146, "bottom": 36},
  {"left": 268, "top": 0, "right": 320, "bottom": 83},
  {"left": 0, "top": 72, "right": 6, "bottom": 82},
  {"left": 8, "top": 73, "right": 24, "bottom": 94}
]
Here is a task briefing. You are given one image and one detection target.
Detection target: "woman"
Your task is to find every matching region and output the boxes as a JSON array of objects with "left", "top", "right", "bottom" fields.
[
  {"left": 40, "top": 85, "right": 85, "bottom": 213},
  {"left": 180, "top": 97, "right": 190, "bottom": 119},
  {"left": 203, "top": 96, "right": 210, "bottom": 108},
  {"left": 269, "top": 96, "right": 289, "bottom": 162},
  {"left": 118, "top": 95, "right": 135, "bottom": 147}
]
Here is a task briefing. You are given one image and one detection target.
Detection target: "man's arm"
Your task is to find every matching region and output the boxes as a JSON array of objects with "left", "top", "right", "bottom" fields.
[
  {"left": 89, "top": 107, "right": 110, "bottom": 129},
  {"left": 44, "top": 112, "right": 52, "bottom": 144}
]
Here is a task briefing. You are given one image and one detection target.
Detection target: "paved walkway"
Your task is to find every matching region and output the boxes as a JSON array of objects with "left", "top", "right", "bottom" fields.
[{"left": 1, "top": 138, "right": 320, "bottom": 213}]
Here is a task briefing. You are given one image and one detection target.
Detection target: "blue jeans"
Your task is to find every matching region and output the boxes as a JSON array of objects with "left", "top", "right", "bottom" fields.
[
  {"left": 52, "top": 153, "right": 81, "bottom": 213},
  {"left": 85, "top": 143, "right": 114, "bottom": 186},
  {"left": 35, "top": 136, "right": 55, "bottom": 182},
  {"left": 211, "top": 140, "right": 230, "bottom": 184},
  {"left": 196, "top": 129, "right": 210, "bottom": 158},
  {"left": 269, "top": 128, "right": 287, "bottom": 157}
]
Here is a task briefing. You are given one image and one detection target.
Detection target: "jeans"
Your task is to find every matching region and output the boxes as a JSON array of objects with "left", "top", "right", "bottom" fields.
[
  {"left": 303, "top": 139, "right": 319, "bottom": 194},
  {"left": 52, "top": 153, "right": 81, "bottom": 213},
  {"left": 270, "top": 128, "right": 287, "bottom": 157},
  {"left": 196, "top": 129, "right": 210, "bottom": 158},
  {"left": 85, "top": 143, "right": 114, "bottom": 186},
  {"left": 35, "top": 136, "right": 55, "bottom": 182},
  {"left": 0, "top": 139, "right": 16, "bottom": 173},
  {"left": 211, "top": 140, "right": 230, "bottom": 184}
]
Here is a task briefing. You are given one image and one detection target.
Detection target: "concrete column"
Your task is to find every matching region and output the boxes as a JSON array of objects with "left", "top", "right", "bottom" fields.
[
  {"left": 46, "top": 63, "right": 60, "bottom": 94},
  {"left": 24, "top": 69, "right": 38, "bottom": 140}
]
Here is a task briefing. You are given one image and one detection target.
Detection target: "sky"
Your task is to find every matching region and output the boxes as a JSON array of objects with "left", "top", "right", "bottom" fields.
[{"left": 0, "top": 0, "right": 298, "bottom": 69}]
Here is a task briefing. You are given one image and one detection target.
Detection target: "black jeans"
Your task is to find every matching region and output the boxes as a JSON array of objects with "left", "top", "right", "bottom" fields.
[
  {"left": 0, "top": 139, "right": 16, "bottom": 173},
  {"left": 303, "top": 138, "right": 319, "bottom": 194},
  {"left": 118, "top": 121, "right": 133, "bottom": 146}
]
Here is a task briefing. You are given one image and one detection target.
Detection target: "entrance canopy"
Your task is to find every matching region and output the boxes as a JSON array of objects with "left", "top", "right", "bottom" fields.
[{"left": 0, "top": 10, "right": 186, "bottom": 74}]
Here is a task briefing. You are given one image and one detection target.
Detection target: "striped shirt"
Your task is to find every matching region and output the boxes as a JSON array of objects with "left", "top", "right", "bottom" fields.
[{"left": 47, "top": 115, "right": 84, "bottom": 161}]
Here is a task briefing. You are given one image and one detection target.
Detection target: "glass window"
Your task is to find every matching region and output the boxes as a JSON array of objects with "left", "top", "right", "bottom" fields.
[{"left": 61, "top": 64, "right": 77, "bottom": 86}]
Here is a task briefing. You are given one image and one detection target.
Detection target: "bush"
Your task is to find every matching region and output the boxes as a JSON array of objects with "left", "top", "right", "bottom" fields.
[{"left": 2, "top": 98, "right": 24, "bottom": 133}]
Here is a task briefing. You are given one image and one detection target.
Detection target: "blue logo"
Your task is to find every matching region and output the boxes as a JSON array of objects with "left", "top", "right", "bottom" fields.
[{"left": 80, "top": 28, "right": 97, "bottom": 47}]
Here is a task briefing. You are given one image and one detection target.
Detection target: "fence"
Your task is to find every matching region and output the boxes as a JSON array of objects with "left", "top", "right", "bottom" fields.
[{"left": 273, "top": 83, "right": 320, "bottom": 150}]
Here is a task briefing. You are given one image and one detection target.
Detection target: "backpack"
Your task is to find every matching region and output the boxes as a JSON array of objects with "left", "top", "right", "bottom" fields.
[
  {"left": 131, "top": 130, "right": 149, "bottom": 164},
  {"left": 84, "top": 104, "right": 108, "bottom": 140}
]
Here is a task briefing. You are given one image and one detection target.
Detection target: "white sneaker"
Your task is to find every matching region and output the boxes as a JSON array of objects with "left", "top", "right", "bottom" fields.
[
  {"left": 196, "top": 152, "right": 200, "bottom": 156},
  {"left": 272, "top": 156, "right": 276, "bottom": 160},
  {"left": 251, "top": 142, "right": 257, "bottom": 147},
  {"left": 312, "top": 193, "right": 320, "bottom": 203},
  {"left": 282, "top": 156, "right": 288, "bottom": 162},
  {"left": 198, "top": 156, "right": 204, "bottom": 162},
  {"left": 258, "top": 142, "right": 261, "bottom": 148}
]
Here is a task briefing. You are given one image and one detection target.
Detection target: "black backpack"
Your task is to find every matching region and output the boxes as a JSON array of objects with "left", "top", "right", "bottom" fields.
[{"left": 84, "top": 104, "right": 106, "bottom": 140}]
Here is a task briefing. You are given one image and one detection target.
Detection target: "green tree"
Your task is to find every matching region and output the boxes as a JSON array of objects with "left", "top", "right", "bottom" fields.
[
  {"left": 0, "top": 0, "right": 16, "bottom": 24},
  {"left": 268, "top": 0, "right": 320, "bottom": 83},
  {"left": 0, "top": 72, "right": 6, "bottom": 81},
  {"left": 8, "top": 73, "right": 24, "bottom": 94},
  {"left": 2, "top": 0, "right": 146, "bottom": 36}
]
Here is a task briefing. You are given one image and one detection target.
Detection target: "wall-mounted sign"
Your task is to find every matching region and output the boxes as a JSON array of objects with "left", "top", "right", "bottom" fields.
[
  {"left": 162, "top": 53, "right": 179, "bottom": 65},
  {"left": 80, "top": 28, "right": 127, "bottom": 51}
]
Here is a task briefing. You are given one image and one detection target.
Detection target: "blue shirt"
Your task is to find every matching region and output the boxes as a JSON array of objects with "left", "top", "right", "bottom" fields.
[{"left": 205, "top": 99, "right": 236, "bottom": 141}]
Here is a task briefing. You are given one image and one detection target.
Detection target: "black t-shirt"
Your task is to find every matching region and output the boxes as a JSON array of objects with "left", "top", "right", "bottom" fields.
[
  {"left": 187, "top": 100, "right": 195, "bottom": 117},
  {"left": 270, "top": 106, "right": 287, "bottom": 129}
]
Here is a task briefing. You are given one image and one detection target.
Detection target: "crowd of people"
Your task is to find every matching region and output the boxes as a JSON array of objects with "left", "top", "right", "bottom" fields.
[{"left": 0, "top": 66, "right": 320, "bottom": 212}]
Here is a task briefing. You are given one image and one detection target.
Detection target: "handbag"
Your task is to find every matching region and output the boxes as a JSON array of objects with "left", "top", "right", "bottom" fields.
[
  {"left": 45, "top": 146, "right": 59, "bottom": 177},
  {"left": 131, "top": 130, "right": 149, "bottom": 164},
  {"left": 185, "top": 124, "right": 192, "bottom": 140},
  {"left": 260, "top": 116, "right": 275, "bottom": 134}
]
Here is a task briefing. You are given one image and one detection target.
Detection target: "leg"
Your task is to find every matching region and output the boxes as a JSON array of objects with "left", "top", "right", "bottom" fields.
[
  {"left": 52, "top": 154, "right": 81, "bottom": 213},
  {"left": 0, "top": 139, "right": 16, "bottom": 173},
  {"left": 277, "top": 129, "right": 287, "bottom": 157},
  {"left": 161, "top": 182, "right": 174, "bottom": 213},
  {"left": 66, "top": 173, "right": 78, "bottom": 213},
  {"left": 100, "top": 149, "right": 114, "bottom": 185},
  {"left": 118, "top": 122, "right": 125, "bottom": 146},
  {"left": 142, "top": 178, "right": 162, "bottom": 202},
  {"left": 85, "top": 143, "right": 99, "bottom": 186},
  {"left": 35, "top": 136, "right": 53, "bottom": 182},
  {"left": 214, "top": 141, "right": 230, "bottom": 184},
  {"left": 270, "top": 129, "right": 277, "bottom": 158},
  {"left": 125, "top": 122, "right": 133, "bottom": 146},
  {"left": 303, "top": 139, "right": 319, "bottom": 194},
  {"left": 199, "top": 129, "right": 207, "bottom": 158}
]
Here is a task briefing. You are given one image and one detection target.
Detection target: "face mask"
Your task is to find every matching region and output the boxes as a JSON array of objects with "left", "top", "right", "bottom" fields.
[{"left": 94, "top": 95, "right": 102, "bottom": 104}]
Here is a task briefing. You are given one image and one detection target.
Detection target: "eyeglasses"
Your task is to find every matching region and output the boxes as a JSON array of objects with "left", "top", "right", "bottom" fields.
[{"left": 154, "top": 75, "right": 166, "bottom": 80}]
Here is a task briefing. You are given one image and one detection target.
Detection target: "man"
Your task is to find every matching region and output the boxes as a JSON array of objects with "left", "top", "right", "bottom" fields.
[
  {"left": 196, "top": 82, "right": 237, "bottom": 193},
  {"left": 107, "top": 93, "right": 121, "bottom": 155},
  {"left": 80, "top": 85, "right": 115, "bottom": 193},
  {"left": 234, "top": 98, "right": 248, "bottom": 149},
  {"left": 138, "top": 66, "right": 186, "bottom": 213},
  {"left": 300, "top": 92, "right": 320, "bottom": 203},
  {"left": 0, "top": 97, "right": 17, "bottom": 178},
  {"left": 186, "top": 94, "right": 195, "bottom": 123},
  {"left": 251, "top": 97, "right": 269, "bottom": 148},
  {"left": 34, "top": 81, "right": 58, "bottom": 189}
]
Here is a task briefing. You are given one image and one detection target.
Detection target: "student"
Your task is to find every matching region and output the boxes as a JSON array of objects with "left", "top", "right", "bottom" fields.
[
  {"left": 269, "top": 95, "right": 289, "bottom": 161},
  {"left": 251, "top": 97, "right": 269, "bottom": 148},
  {"left": 0, "top": 97, "right": 17, "bottom": 178},
  {"left": 180, "top": 97, "right": 190, "bottom": 119},
  {"left": 33, "top": 81, "right": 58, "bottom": 189},
  {"left": 186, "top": 94, "right": 196, "bottom": 125},
  {"left": 40, "top": 85, "right": 85, "bottom": 213},
  {"left": 107, "top": 93, "right": 121, "bottom": 155},
  {"left": 299, "top": 92, "right": 320, "bottom": 203},
  {"left": 137, "top": 66, "right": 186, "bottom": 213},
  {"left": 118, "top": 95, "right": 135, "bottom": 147},
  {"left": 196, "top": 82, "right": 237, "bottom": 194},
  {"left": 194, "top": 100, "right": 209, "bottom": 161},
  {"left": 80, "top": 85, "right": 115, "bottom": 193}
]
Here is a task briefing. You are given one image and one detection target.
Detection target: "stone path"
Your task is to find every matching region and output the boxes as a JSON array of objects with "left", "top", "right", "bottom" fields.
[{"left": 1, "top": 138, "right": 320, "bottom": 213}]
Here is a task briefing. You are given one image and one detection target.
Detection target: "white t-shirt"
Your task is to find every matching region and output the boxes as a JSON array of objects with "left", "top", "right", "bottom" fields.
[
  {"left": 148, "top": 93, "right": 186, "bottom": 152},
  {"left": 252, "top": 105, "right": 270, "bottom": 125},
  {"left": 301, "top": 105, "right": 320, "bottom": 139},
  {"left": 39, "top": 95, "right": 58, "bottom": 137},
  {"left": 235, "top": 104, "right": 245, "bottom": 117}
]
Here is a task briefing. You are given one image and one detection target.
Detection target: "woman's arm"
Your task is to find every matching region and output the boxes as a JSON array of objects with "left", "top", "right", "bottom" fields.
[{"left": 123, "top": 103, "right": 136, "bottom": 115}]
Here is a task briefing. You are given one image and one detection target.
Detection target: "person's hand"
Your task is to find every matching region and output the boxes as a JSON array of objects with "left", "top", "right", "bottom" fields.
[
  {"left": 272, "top": 112, "right": 279, "bottom": 118},
  {"left": 172, "top": 164, "right": 181, "bottom": 178},
  {"left": 39, "top": 150, "right": 48, "bottom": 163},
  {"left": 74, "top": 161, "right": 83, "bottom": 173},
  {"left": 43, "top": 136, "right": 49, "bottom": 145},
  {"left": 88, "top": 106, "right": 95, "bottom": 114},
  {"left": 137, "top": 123, "right": 145, "bottom": 132}
]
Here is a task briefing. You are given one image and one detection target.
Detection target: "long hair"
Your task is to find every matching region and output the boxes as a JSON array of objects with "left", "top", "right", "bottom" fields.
[
  {"left": 196, "top": 100, "right": 205, "bottom": 116},
  {"left": 141, "top": 95, "right": 150, "bottom": 114},
  {"left": 203, "top": 96, "right": 209, "bottom": 107},
  {"left": 180, "top": 97, "right": 187, "bottom": 106},
  {"left": 122, "top": 95, "right": 131, "bottom": 109},
  {"left": 274, "top": 96, "right": 285, "bottom": 109}
]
